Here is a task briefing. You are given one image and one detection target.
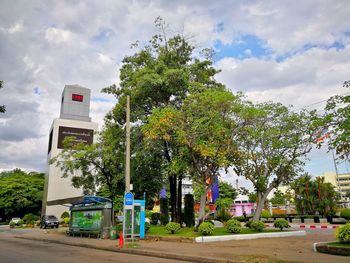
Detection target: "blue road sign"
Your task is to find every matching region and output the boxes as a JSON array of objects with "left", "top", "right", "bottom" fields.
[{"left": 124, "top": 192, "right": 134, "bottom": 205}]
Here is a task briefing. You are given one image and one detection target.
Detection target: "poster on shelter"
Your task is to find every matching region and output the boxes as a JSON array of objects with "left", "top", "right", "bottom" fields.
[{"left": 71, "top": 210, "right": 102, "bottom": 229}]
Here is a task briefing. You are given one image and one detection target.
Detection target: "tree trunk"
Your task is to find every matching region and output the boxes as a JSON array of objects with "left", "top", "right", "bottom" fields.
[
  {"left": 169, "top": 175, "right": 177, "bottom": 222},
  {"left": 176, "top": 175, "right": 183, "bottom": 223},
  {"left": 197, "top": 176, "right": 207, "bottom": 227},
  {"left": 252, "top": 191, "right": 268, "bottom": 222}
]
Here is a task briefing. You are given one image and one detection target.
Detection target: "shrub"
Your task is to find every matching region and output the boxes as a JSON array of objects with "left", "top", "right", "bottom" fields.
[
  {"left": 233, "top": 216, "right": 246, "bottom": 222},
  {"left": 61, "top": 211, "right": 70, "bottom": 219},
  {"left": 249, "top": 220, "right": 266, "bottom": 232},
  {"left": 261, "top": 210, "right": 272, "bottom": 219},
  {"left": 160, "top": 198, "right": 169, "bottom": 225},
  {"left": 184, "top": 194, "right": 195, "bottom": 227},
  {"left": 273, "top": 218, "right": 290, "bottom": 231},
  {"left": 340, "top": 208, "right": 350, "bottom": 220},
  {"left": 18, "top": 219, "right": 24, "bottom": 226},
  {"left": 145, "top": 222, "right": 150, "bottom": 233},
  {"left": 23, "top": 213, "right": 39, "bottom": 224},
  {"left": 198, "top": 222, "right": 215, "bottom": 236},
  {"left": 336, "top": 223, "right": 350, "bottom": 243},
  {"left": 146, "top": 210, "right": 153, "bottom": 219},
  {"left": 225, "top": 219, "right": 242, "bottom": 233},
  {"left": 216, "top": 208, "right": 232, "bottom": 223},
  {"left": 9, "top": 222, "right": 15, "bottom": 228},
  {"left": 151, "top": 213, "right": 160, "bottom": 225},
  {"left": 63, "top": 217, "right": 70, "bottom": 225},
  {"left": 165, "top": 222, "right": 181, "bottom": 234}
]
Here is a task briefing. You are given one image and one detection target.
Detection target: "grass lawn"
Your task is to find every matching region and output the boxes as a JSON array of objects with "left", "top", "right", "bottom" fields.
[
  {"left": 327, "top": 242, "right": 350, "bottom": 248},
  {"left": 148, "top": 225, "right": 281, "bottom": 237}
]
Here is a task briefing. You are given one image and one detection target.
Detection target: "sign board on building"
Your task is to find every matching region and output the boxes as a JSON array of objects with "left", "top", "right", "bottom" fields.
[{"left": 57, "top": 126, "right": 94, "bottom": 149}]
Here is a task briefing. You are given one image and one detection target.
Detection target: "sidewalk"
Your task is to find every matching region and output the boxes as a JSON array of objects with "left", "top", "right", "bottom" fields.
[{"left": 12, "top": 227, "right": 350, "bottom": 263}]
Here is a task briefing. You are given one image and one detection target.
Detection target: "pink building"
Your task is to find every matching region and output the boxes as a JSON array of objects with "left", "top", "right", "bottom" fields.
[{"left": 229, "top": 195, "right": 255, "bottom": 216}]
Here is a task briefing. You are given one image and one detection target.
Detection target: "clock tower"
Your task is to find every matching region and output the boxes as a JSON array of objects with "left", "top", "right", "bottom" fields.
[{"left": 42, "top": 85, "right": 98, "bottom": 217}]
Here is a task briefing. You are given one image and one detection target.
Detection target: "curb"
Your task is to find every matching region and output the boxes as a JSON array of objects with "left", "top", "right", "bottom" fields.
[
  {"left": 299, "top": 225, "right": 339, "bottom": 229},
  {"left": 195, "top": 230, "right": 306, "bottom": 243},
  {"left": 15, "top": 236, "right": 240, "bottom": 263},
  {"left": 265, "top": 224, "right": 340, "bottom": 229}
]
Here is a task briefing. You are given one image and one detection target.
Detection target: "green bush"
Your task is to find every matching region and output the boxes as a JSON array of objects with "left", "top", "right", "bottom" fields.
[
  {"left": 340, "top": 208, "right": 350, "bottom": 220},
  {"left": 184, "top": 194, "right": 195, "bottom": 227},
  {"left": 151, "top": 213, "right": 160, "bottom": 225},
  {"left": 23, "top": 213, "right": 39, "bottom": 224},
  {"left": 9, "top": 221, "right": 15, "bottom": 228},
  {"left": 146, "top": 210, "right": 153, "bottom": 219},
  {"left": 215, "top": 208, "right": 232, "bottom": 223},
  {"left": 336, "top": 223, "right": 350, "bottom": 243},
  {"left": 225, "top": 219, "right": 242, "bottom": 233},
  {"left": 198, "top": 222, "right": 215, "bottom": 236},
  {"left": 63, "top": 217, "right": 70, "bottom": 225},
  {"left": 261, "top": 210, "right": 272, "bottom": 219},
  {"left": 249, "top": 220, "right": 266, "bottom": 232},
  {"left": 145, "top": 222, "right": 150, "bottom": 233},
  {"left": 273, "top": 218, "right": 290, "bottom": 231},
  {"left": 233, "top": 216, "right": 246, "bottom": 222},
  {"left": 61, "top": 211, "right": 70, "bottom": 219},
  {"left": 165, "top": 222, "right": 181, "bottom": 234},
  {"left": 18, "top": 219, "right": 24, "bottom": 226}
]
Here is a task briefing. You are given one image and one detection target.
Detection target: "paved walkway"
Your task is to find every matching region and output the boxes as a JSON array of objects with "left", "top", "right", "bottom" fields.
[{"left": 6, "top": 227, "right": 350, "bottom": 263}]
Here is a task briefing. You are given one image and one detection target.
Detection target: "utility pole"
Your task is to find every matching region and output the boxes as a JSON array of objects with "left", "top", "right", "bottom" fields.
[{"left": 125, "top": 95, "right": 131, "bottom": 193}]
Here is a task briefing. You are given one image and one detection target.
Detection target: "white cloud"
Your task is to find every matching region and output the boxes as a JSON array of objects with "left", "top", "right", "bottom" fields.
[{"left": 0, "top": 0, "right": 349, "bottom": 174}]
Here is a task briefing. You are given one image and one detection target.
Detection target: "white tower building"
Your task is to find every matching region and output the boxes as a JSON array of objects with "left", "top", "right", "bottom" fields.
[{"left": 42, "top": 85, "right": 98, "bottom": 217}]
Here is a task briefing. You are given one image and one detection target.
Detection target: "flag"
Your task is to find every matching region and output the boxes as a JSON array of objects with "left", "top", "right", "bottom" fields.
[{"left": 313, "top": 128, "right": 331, "bottom": 143}]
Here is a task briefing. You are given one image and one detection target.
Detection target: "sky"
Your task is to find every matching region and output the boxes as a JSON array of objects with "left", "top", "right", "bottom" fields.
[{"left": 1, "top": 0, "right": 350, "bottom": 188}]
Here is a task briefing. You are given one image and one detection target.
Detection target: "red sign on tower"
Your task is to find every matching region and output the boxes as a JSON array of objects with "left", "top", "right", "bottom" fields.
[{"left": 72, "top": 94, "right": 84, "bottom": 102}]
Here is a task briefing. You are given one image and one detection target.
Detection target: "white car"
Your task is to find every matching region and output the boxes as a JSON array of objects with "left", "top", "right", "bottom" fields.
[{"left": 10, "top": 217, "right": 21, "bottom": 225}]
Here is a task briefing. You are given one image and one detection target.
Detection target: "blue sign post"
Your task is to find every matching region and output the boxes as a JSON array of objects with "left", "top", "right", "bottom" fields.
[{"left": 123, "top": 192, "right": 134, "bottom": 241}]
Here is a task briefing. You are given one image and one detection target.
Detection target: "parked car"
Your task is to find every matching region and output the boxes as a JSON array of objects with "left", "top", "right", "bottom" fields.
[
  {"left": 10, "top": 217, "right": 21, "bottom": 225},
  {"left": 40, "top": 215, "right": 59, "bottom": 229}
]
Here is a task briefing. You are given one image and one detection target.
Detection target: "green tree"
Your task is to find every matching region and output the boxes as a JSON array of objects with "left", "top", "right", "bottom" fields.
[
  {"left": 320, "top": 80, "right": 350, "bottom": 161},
  {"left": 103, "top": 18, "right": 224, "bottom": 222},
  {"left": 219, "top": 181, "right": 238, "bottom": 200},
  {"left": 0, "top": 169, "right": 44, "bottom": 220},
  {"left": 143, "top": 89, "right": 240, "bottom": 225},
  {"left": 233, "top": 101, "right": 316, "bottom": 222},
  {"left": 0, "top": 81, "right": 5, "bottom": 113},
  {"left": 270, "top": 190, "right": 286, "bottom": 205},
  {"left": 290, "top": 175, "right": 338, "bottom": 216},
  {"left": 50, "top": 127, "right": 125, "bottom": 200}
]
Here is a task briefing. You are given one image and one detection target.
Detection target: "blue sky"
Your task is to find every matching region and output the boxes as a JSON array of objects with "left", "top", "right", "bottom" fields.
[{"left": 0, "top": 0, "right": 349, "bottom": 185}]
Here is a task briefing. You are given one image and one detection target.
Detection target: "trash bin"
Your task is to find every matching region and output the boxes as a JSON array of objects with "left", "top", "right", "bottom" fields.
[{"left": 110, "top": 227, "right": 117, "bottom": 240}]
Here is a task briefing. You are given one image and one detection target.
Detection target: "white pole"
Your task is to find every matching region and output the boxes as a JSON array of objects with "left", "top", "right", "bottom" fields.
[{"left": 125, "top": 95, "right": 131, "bottom": 193}]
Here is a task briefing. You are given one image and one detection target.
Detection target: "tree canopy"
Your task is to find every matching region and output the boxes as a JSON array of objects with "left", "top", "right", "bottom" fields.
[
  {"left": 290, "top": 174, "right": 338, "bottom": 216},
  {"left": 232, "top": 101, "right": 316, "bottom": 221},
  {"left": 0, "top": 169, "right": 44, "bottom": 221},
  {"left": 321, "top": 80, "right": 350, "bottom": 161}
]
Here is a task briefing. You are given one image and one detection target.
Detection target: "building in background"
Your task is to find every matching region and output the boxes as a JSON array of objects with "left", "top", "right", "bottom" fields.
[
  {"left": 321, "top": 171, "right": 350, "bottom": 200},
  {"left": 41, "top": 85, "right": 98, "bottom": 218}
]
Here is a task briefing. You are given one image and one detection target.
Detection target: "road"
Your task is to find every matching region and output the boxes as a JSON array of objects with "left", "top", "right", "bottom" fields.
[{"left": 0, "top": 229, "right": 189, "bottom": 263}]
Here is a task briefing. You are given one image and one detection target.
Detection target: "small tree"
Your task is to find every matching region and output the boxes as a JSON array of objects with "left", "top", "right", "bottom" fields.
[
  {"left": 184, "top": 194, "right": 195, "bottom": 227},
  {"left": 160, "top": 197, "right": 169, "bottom": 225}
]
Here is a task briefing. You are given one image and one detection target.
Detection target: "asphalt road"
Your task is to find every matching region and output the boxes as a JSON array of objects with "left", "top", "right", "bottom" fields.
[{"left": 0, "top": 234, "right": 189, "bottom": 263}]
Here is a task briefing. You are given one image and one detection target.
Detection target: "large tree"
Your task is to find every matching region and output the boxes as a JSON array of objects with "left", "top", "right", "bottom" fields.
[
  {"left": 321, "top": 80, "right": 350, "bottom": 161},
  {"left": 143, "top": 89, "right": 240, "bottom": 225},
  {"left": 103, "top": 18, "right": 224, "bottom": 222},
  {"left": 232, "top": 101, "right": 316, "bottom": 222},
  {"left": 0, "top": 169, "right": 44, "bottom": 220},
  {"left": 0, "top": 80, "right": 5, "bottom": 113}
]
